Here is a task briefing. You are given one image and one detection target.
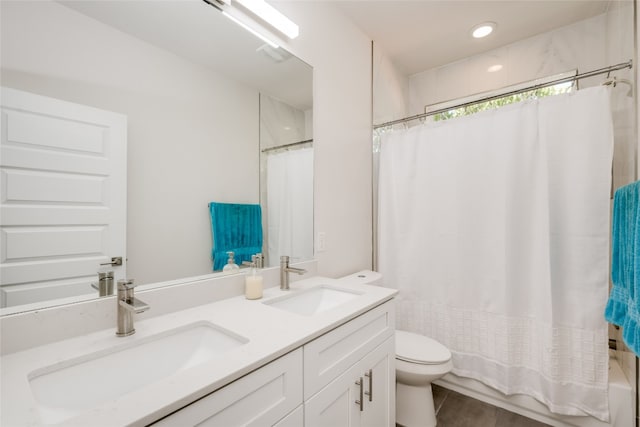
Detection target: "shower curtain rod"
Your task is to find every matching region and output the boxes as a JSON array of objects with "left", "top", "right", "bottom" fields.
[
  {"left": 261, "top": 138, "right": 313, "bottom": 153},
  {"left": 373, "top": 60, "right": 633, "bottom": 130}
]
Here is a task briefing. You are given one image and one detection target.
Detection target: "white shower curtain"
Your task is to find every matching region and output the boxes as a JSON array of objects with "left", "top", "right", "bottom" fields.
[
  {"left": 266, "top": 147, "right": 314, "bottom": 266},
  {"left": 378, "top": 87, "right": 614, "bottom": 420}
]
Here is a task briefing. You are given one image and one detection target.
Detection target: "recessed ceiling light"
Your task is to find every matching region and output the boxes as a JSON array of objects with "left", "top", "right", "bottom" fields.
[
  {"left": 487, "top": 64, "right": 503, "bottom": 72},
  {"left": 472, "top": 22, "right": 496, "bottom": 39}
]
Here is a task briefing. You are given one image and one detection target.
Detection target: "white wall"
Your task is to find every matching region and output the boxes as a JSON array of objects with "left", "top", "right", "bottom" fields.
[
  {"left": 272, "top": 1, "right": 374, "bottom": 278},
  {"left": 1, "top": 1, "right": 259, "bottom": 285},
  {"left": 372, "top": 46, "right": 410, "bottom": 125}
]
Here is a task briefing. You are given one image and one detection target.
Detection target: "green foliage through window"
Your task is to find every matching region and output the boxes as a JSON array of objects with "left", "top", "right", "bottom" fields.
[{"left": 431, "top": 83, "right": 573, "bottom": 122}]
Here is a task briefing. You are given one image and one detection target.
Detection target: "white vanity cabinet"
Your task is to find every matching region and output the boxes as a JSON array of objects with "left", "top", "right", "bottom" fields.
[
  {"left": 151, "top": 300, "right": 395, "bottom": 427},
  {"left": 272, "top": 405, "right": 303, "bottom": 426},
  {"left": 305, "top": 337, "right": 394, "bottom": 427},
  {"left": 151, "top": 349, "right": 303, "bottom": 427},
  {"left": 304, "top": 301, "right": 395, "bottom": 427}
]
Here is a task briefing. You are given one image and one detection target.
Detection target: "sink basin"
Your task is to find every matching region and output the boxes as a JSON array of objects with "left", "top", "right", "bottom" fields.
[
  {"left": 264, "top": 285, "right": 363, "bottom": 316},
  {"left": 28, "top": 321, "right": 248, "bottom": 424}
]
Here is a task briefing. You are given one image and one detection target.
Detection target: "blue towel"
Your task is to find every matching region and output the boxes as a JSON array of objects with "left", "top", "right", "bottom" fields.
[
  {"left": 604, "top": 180, "right": 640, "bottom": 356},
  {"left": 209, "top": 202, "right": 263, "bottom": 271}
]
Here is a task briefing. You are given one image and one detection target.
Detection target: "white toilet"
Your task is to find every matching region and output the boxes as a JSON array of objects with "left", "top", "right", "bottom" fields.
[
  {"left": 338, "top": 271, "right": 453, "bottom": 427},
  {"left": 395, "top": 330, "right": 452, "bottom": 427}
]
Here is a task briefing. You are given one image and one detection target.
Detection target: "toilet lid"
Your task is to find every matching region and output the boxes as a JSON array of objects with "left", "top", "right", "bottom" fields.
[{"left": 395, "top": 330, "right": 451, "bottom": 365}]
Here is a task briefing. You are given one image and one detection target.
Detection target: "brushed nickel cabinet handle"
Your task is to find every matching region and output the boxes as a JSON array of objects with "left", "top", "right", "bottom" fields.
[
  {"left": 364, "top": 369, "right": 373, "bottom": 402},
  {"left": 355, "top": 377, "right": 364, "bottom": 411}
]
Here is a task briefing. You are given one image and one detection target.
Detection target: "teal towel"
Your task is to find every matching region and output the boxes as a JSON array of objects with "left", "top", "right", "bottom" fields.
[
  {"left": 604, "top": 180, "right": 640, "bottom": 356},
  {"left": 209, "top": 202, "right": 263, "bottom": 271}
]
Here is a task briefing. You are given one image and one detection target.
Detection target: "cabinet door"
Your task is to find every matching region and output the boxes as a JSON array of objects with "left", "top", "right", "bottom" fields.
[
  {"left": 273, "top": 405, "right": 303, "bottom": 427},
  {"left": 305, "top": 336, "right": 395, "bottom": 427},
  {"left": 304, "top": 361, "right": 363, "bottom": 427},
  {"left": 360, "top": 337, "right": 395, "bottom": 427},
  {"left": 304, "top": 301, "right": 394, "bottom": 399},
  {"left": 152, "top": 349, "right": 302, "bottom": 427}
]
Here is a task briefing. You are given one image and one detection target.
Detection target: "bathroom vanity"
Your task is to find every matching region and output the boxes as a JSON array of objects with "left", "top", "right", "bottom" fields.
[
  {"left": 0, "top": 273, "right": 397, "bottom": 426},
  {"left": 154, "top": 299, "right": 394, "bottom": 426}
]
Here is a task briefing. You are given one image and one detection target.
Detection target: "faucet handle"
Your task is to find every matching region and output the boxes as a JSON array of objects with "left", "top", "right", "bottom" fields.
[
  {"left": 242, "top": 255, "right": 258, "bottom": 268},
  {"left": 255, "top": 253, "right": 264, "bottom": 268},
  {"left": 117, "top": 279, "right": 136, "bottom": 291}
]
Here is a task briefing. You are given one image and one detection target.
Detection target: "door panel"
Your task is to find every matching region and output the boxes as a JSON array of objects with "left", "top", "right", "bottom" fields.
[{"left": 0, "top": 87, "right": 127, "bottom": 307}]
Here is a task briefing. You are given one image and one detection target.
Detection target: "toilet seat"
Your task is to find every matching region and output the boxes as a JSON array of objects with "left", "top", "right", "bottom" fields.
[{"left": 395, "top": 330, "right": 451, "bottom": 365}]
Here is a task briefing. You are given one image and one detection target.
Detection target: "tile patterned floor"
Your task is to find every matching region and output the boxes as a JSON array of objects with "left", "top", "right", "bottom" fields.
[{"left": 430, "top": 385, "right": 552, "bottom": 427}]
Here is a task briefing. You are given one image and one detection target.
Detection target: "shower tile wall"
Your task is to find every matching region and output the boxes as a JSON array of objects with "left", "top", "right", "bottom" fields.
[
  {"left": 409, "top": 12, "right": 606, "bottom": 112},
  {"left": 260, "top": 94, "right": 311, "bottom": 150},
  {"left": 404, "top": 1, "right": 636, "bottom": 389},
  {"left": 408, "top": 3, "right": 635, "bottom": 190}
]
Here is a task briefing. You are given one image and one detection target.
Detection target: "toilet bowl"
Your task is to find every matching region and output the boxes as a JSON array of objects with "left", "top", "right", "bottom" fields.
[
  {"left": 338, "top": 271, "right": 453, "bottom": 427},
  {"left": 395, "top": 330, "right": 452, "bottom": 427}
]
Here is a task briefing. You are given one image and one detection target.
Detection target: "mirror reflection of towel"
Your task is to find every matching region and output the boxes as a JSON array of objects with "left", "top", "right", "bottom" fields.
[{"left": 209, "top": 202, "right": 263, "bottom": 270}]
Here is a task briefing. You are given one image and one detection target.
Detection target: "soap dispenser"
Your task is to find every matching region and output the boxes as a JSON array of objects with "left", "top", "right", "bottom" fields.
[
  {"left": 222, "top": 251, "right": 240, "bottom": 274},
  {"left": 245, "top": 255, "right": 263, "bottom": 300}
]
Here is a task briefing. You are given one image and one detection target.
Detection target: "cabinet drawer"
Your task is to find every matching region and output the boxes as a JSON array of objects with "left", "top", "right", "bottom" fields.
[
  {"left": 303, "top": 300, "right": 394, "bottom": 399},
  {"left": 152, "top": 348, "right": 303, "bottom": 427}
]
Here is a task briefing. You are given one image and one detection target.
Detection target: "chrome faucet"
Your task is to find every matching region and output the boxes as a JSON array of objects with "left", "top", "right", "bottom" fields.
[
  {"left": 116, "top": 279, "right": 150, "bottom": 337},
  {"left": 280, "top": 256, "right": 307, "bottom": 290},
  {"left": 91, "top": 270, "right": 114, "bottom": 296},
  {"left": 254, "top": 253, "right": 264, "bottom": 269}
]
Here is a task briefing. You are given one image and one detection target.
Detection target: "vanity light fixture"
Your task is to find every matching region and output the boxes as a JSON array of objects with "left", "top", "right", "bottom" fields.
[
  {"left": 471, "top": 22, "right": 496, "bottom": 39},
  {"left": 204, "top": 0, "right": 299, "bottom": 49},
  {"left": 222, "top": 11, "right": 280, "bottom": 48},
  {"left": 234, "top": 0, "right": 299, "bottom": 39}
]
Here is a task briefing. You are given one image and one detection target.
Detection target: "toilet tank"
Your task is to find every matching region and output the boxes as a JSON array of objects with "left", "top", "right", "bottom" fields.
[{"left": 337, "top": 270, "right": 384, "bottom": 286}]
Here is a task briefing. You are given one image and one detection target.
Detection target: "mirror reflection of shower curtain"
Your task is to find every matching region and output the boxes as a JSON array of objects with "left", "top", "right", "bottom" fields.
[
  {"left": 266, "top": 147, "right": 313, "bottom": 265},
  {"left": 378, "top": 87, "right": 614, "bottom": 421}
]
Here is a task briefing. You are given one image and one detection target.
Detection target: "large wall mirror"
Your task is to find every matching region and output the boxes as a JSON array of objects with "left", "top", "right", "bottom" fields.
[{"left": 0, "top": 0, "right": 313, "bottom": 313}]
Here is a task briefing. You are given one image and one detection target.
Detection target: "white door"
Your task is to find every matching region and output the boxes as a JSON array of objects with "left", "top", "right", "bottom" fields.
[{"left": 0, "top": 87, "right": 127, "bottom": 308}]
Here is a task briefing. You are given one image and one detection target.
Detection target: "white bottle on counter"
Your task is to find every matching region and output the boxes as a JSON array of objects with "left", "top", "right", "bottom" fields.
[
  {"left": 222, "top": 251, "right": 240, "bottom": 274},
  {"left": 245, "top": 257, "right": 263, "bottom": 300}
]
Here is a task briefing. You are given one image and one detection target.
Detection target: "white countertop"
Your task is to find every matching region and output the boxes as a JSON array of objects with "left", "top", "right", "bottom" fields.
[{"left": 1, "top": 276, "right": 397, "bottom": 427}]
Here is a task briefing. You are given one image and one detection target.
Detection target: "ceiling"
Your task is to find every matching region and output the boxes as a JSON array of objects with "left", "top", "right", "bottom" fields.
[
  {"left": 332, "top": 0, "right": 617, "bottom": 76},
  {"left": 59, "top": 0, "right": 313, "bottom": 110},
  {"left": 56, "top": 0, "right": 620, "bottom": 103}
]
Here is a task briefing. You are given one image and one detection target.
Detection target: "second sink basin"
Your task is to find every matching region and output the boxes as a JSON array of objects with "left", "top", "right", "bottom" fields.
[
  {"left": 264, "top": 285, "right": 363, "bottom": 316},
  {"left": 28, "top": 321, "right": 248, "bottom": 424}
]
